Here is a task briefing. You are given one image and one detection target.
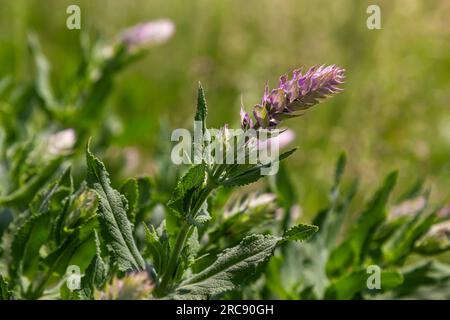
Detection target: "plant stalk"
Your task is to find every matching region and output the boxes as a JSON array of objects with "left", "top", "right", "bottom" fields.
[{"left": 156, "top": 182, "right": 215, "bottom": 296}]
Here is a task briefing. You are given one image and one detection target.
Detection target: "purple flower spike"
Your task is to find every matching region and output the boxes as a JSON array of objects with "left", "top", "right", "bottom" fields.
[
  {"left": 251, "top": 65, "right": 345, "bottom": 129},
  {"left": 121, "top": 19, "right": 175, "bottom": 50}
]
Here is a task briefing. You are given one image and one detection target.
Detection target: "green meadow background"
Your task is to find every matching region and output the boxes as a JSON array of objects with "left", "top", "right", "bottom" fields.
[{"left": 0, "top": 0, "right": 449, "bottom": 215}]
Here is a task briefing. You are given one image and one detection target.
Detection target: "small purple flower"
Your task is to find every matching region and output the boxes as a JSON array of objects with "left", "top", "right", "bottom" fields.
[
  {"left": 240, "top": 106, "right": 253, "bottom": 130},
  {"left": 243, "top": 65, "right": 345, "bottom": 129},
  {"left": 121, "top": 19, "right": 175, "bottom": 50}
]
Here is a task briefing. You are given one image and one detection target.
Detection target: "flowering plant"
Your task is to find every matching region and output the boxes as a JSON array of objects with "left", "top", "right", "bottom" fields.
[{"left": 0, "top": 22, "right": 449, "bottom": 301}]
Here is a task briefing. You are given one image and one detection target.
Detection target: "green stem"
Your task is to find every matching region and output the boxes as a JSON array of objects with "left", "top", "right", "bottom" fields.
[
  {"left": 157, "top": 221, "right": 191, "bottom": 295},
  {"left": 156, "top": 183, "right": 215, "bottom": 295}
]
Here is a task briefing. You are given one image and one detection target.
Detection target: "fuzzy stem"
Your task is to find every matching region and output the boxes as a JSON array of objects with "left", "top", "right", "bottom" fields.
[{"left": 156, "top": 182, "right": 215, "bottom": 296}]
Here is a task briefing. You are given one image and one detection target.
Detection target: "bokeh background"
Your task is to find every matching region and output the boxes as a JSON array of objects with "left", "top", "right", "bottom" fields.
[{"left": 1, "top": 0, "right": 449, "bottom": 215}]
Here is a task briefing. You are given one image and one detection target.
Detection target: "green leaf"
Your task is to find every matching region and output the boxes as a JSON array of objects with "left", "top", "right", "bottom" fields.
[
  {"left": 222, "top": 166, "right": 266, "bottom": 187},
  {"left": 195, "top": 82, "right": 208, "bottom": 132},
  {"left": 187, "top": 202, "right": 211, "bottom": 227},
  {"left": 28, "top": 33, "right": 58, "bottom": 111},
  {"left": 192, "top": 83, "right": 208, "bottom": 163},
  {"left": 333, "top": 152, "right": 347, "bottom": 191},
  {"left": 382, "top": 211, "right": 436, "bottom": 264},
  {"left": 201, "top": 193, "right": 277, "bottom": 257},
  {"left": 167, "top": 164, "right": 206, "bottom": 217},
  {"left": 8, "top": 168, "right": 72, "bottom": 279},
  {"left": 51, "top": 183, "right": 98, "bottom": 247},
  {"left": 392, "top": 260, "right": 450, "bottom": 298},
  {"left": 29, "top": 166, "right": 73, "bottom": 215},
  {"left": 184, "top": 227, "right": 200, "bottom": 268},
  {"left": 120, "top": 178, "right": 139, "bottom": 225},
  {"left": 327, "top": 171, "right": 397, "bottom": 277},
  {"left": 282, "top": 224, "right": 319, "bottom": 243},
  {"left": 9, "top": 212, "right": 50, "bottom": 279},
  {"left": 170, "top": 234, "right": 280, "bottom": 299},
  {"left": 86, "top": 141, "right": 145, "bottom": 272},
  {"left": 9, "top": 139, "right": 36, "bottom": 189},
  {"left": 0, "top": 274, "right": 12, "bottom": 300},
  {"left": 80, "top": 231, "right": 107, "bottom": 295},
  {"left": 0, "top": 156, "right": 64, "bottom": 207},
  {"left": 349, "top": 171, "right": 398, "bottom": 254},
  {"left": 324, "top": 268, "right": 403, "bottom": 299},
  {"left": 135, "top": 176, "right": 153, "bottom": 219},
  {"left": 223, "top": 148, "right": 298, "bottom": 188},
  {"left": 143, "top": 223, "right": 169, "bottom": 275},
  {"left": 270, "top": 163, "right": 297, "bottom": 231},
  {"left": 41, "top": 216, "right": 97, "bottom": 278},
  {"left": 312, "top": 153, "right": 357, "bottom": 249}
]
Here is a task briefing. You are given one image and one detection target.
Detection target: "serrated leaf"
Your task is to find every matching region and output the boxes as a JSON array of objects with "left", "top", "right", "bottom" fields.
[
  {"left": 223, "top": 148, "right": 298, "bottom": 187},
  {"left": 144, "top": 223, "right": 169, "bottom": 275},
  {"left": 192, "top": 83, "right": 208, "bottom": 163},
  {"left": 86, "top": 142, "right": 144, "bottom": 272},
  {"left": 120, "top": 178, "right": 139, "bottom": 225},
  {"left": 171, "top": 234, "right": 280, "bottom": 299},
  {"left": 135, "top": 176, "right": 153, "bottom": 222},
  {"left": 168, "top": 164, "right": 206, "bottom": 217},
  {"left": 187, "top": 202, "right": 211, "bottom": 227},
  {"left": 222, "top": 165, "right": 266, "bottom": 187},
  {"left": 282, "top": 224, "right": 319, "bottom": 243},
  {"left": 184, "top": 227, "right": 200, "bottom": 267},
  {"left": 195, "top": 82, "right": 207, "bottom": 132}
]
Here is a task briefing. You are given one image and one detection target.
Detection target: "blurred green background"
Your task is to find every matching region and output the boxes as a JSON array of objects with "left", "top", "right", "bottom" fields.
[{"left": 1, "top": 0, "right": 450, "bottom": 214}]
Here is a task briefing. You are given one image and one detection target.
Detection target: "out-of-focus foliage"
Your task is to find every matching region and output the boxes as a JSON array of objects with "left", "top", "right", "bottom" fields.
[{"left": 259, "top": 156, "right": 450, "bottom": 300}]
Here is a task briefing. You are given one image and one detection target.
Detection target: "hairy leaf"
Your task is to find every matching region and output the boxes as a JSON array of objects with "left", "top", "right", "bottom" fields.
[
  {"left": 144, "top": 223, "right": 169, "bottom": 275},
  {"left": 282, "top": 224, "right": 319, "bottom": 243},
  {"left": 86, "top": 142, "right": 145, "bottom": 272},
  {"left": 171, "top": 234, "right": 280, "bottom": 299},
  {"left": 167, "top": 164, "right": 206, "bottom": 217}
]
